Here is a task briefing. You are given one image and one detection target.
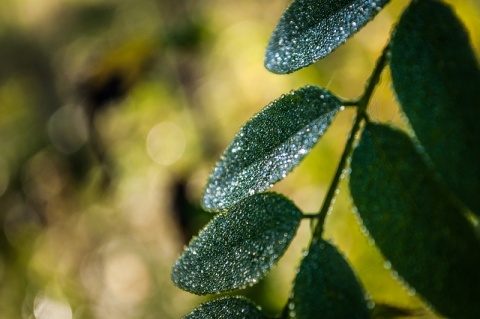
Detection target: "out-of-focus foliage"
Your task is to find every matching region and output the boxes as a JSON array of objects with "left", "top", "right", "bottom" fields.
[
  {"left": 1, "top": 0, "right": 479, "bottom": 318},
  {"left": 390, "top": 0, "right": 480, "bottom": 216},
  {"left": 350, "top": 123, "right": 480, "bottom": 319}
]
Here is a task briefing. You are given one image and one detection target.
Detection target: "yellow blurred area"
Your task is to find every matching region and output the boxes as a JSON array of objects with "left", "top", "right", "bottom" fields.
[{"left": 0, "top": 0, "right": 479, "bottom": 318}]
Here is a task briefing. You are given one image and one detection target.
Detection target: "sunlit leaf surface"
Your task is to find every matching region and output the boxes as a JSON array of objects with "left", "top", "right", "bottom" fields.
[
  {"left": 265, "top": 0, "right": 390, "bottom": 74},
  {"left": 292, "top": 239, "right": 369, "bottom": 319},
  {"left": 183, "top": 296, "right": 267, "bottom": 319},
  {"left": 350, "top": 123, "right": 480, "bottom": 319},
  {"left": 390, "top": 0, "right": 480, "bottom": 216},
  {"left": 202, "top": 86, "right": 341, "bottom": 211},
  {"left": 172, "top": 193, "right": 302, "bottom": 295}
]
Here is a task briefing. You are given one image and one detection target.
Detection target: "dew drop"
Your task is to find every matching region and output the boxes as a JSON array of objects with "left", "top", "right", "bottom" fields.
[
  {"left": 367, "top": 299, "right": 375, "bottom": 310},
  {"left": 383, "top": 261, "right": 392, "bottom": 270},
  {"left": 407, "top": 287, "right": 416, "bottom": 296},
  {"left": 367, "top": 237, "right": 375, "bottom": 246}
]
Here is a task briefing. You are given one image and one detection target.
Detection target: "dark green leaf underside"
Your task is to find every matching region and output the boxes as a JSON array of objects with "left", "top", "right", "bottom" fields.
[
  {"left": 183, "top": 297, "right": 267, "bottom": 319},
  {"left": 350, "top": 123, "right": 480, "bottom": 319},
  {"left": 390, "top": 0, "right": 480, "bottom": 216},
  {"left": 265, "top": 0, "right": 389, "bottom": 74},
  {"left": 370, "top": 303, "right": 420, "bottom": 319},
  {"left": 292, "top": 239, "right": 369, "bottom": 319},
  {"left": 202, "top": 85, "right": 341, "bottom": 211},
  {"left": 172, "top": 193, "right": 302, "bottom": 295}
]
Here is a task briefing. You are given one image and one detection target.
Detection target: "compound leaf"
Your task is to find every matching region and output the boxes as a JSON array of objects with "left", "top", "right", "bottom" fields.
[
  {"left": 350, "top": 123, "right": 480, "bottom": 319},
  {"left": 390, "top": 0, "right": 480, "bottom": 216},
  {"left": 172, "top": 193, "right": 302, "bottom": 295},
  {"left": 265, "top": 0, "right": 390, "bottom": 74},
  {"left": 202, "top": 86, "right": 341, "bottom": 211},
  {"left": 183, "top": 296, "right": 267, "bottom": 319},
  {"left": 292, "top": 239, "right": 369, "bottom": 319}
]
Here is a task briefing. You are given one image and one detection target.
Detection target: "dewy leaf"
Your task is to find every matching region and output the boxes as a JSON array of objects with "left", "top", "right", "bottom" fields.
[
  {"left": 292, "top": 239, "right": 369, "bottom": 319},
  {"left": 171, "top": 193, "right": 303, "bottom": 295},
  {"left": 202, "top": 85, "right": 341, "bottom": 211},
  {"left": 350, "top": 123, "right": 480, "bottom": 319},
  {"left": 183, "top": 296, "right": 267, "bottom": 319},
  {"left": 390, "top": 0, "right": 480, "bottom": 216},
  {"left": 265, "top": 0, "right": 390, "bottom": 74}
]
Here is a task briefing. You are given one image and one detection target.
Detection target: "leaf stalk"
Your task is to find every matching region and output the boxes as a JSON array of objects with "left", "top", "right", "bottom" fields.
[{"left": 312, "top": 43, "right": 390, "bottom": 239}]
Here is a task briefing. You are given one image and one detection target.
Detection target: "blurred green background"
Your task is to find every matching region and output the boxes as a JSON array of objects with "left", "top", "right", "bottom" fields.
[{"left": 0, "top": 0, "right": 479, "bottom": 318}]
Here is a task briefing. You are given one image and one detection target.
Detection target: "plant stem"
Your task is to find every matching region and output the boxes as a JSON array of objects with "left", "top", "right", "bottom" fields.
[
  {"left": 302, "top": 213, "right": 320, "bottom": 219},
  {"left": 312, "top": 43, "right": 390, "bottom": 239},
  {"left": 358, "top": 43, "right": 391, "bottom": 112},
  {"left": 312, "top": 112, "right": 363, "bottom": 238},
  {"left": 340, "top": 98, "right": 360, "bottom": 107}
]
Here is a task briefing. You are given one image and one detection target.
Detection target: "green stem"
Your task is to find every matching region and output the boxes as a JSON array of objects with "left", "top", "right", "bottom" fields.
[
  {"left": 340, "top": 98, "right": 360, "bottom": 107},
  {"left": 312, "top": 112, "right": 363, "bottom": 238},
  {"left": 312, "top": 43, "right": 390, "bottom": 239},
  {"left": 302, "top": 213, "right": 320, "bottom": 219}
]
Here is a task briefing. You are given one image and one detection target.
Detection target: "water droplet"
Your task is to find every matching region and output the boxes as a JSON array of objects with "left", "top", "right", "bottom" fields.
[
  {"left": 367, "top": 299, "right": 375, "bottom": 309},
  {"left": 391, "top": 271, "right": 399, "bottom": 280},
  {"left": 407, "top": 287, "right": 416, "bottom": 296}
]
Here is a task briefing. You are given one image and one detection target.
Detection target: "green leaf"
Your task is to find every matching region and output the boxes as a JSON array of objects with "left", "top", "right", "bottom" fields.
[
  {"left": 291, "top": 239, "right": 369, "bottom": 319},
  {"left": 183, "top": 296, "right": 267, "bottom": 319},
  {"left": 265, "top": 0, "right": 390, "bottom": 74},
  {"left": 349, "top": 123, "right": 480, "bottom": 319},
  {"left": 172, "top": 193, "right": 303, "bottom": 295},
  {"left": 202, "top": 86, "right": 341, "bottom": 211},
  {"left": 370, "top": 303, "right": 420, "bottom": 319},
  {"left": 390, "top": 0, "right": 480, "bottom": 216}
]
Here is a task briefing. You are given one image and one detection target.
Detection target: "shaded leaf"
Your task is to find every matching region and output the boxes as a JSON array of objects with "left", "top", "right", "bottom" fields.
[
  {"left": 172, "top": 193, "right": 302, "bottom": 295},
  {"left": 350, "top": 123, "right": 480, "bottom": 319},
  {"left": 370, "top": 303, "right": 422, "bottom": 319},
  {"left": 202, "top": 86, "right": 341, "bottom": 211},
  {"left": 265, "top": 0, "right": 390, "bottom": 74},
  {"left": 291, "top": 239, "right": 369, "bottom": 319},
  {"left": 183, "top": 296, "right": 267, "bottom": 319},
  {"left": 390, "top": 0, "right": 480, "bottom": 216}
]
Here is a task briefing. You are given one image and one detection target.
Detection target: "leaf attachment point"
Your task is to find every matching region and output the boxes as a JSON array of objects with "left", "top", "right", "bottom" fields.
[
  {"left": 202, "top": 85, "right": 342, "bottom": 212},
  {"left": 350, "top": 123, "right": 480, "bottom": 319},
  {"left": 265, "top": 0, "right": 390, "bottom": 74},
  {"left": 291, "top": 239, "right": 369, "bottom": 319},
  {"left": 172, "top": 193, "right": 303, "bottom": 295}
]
